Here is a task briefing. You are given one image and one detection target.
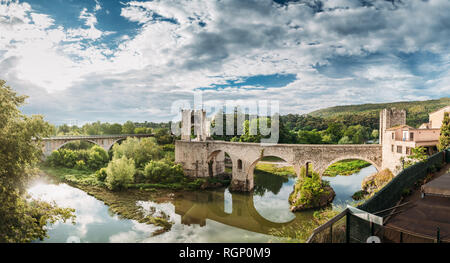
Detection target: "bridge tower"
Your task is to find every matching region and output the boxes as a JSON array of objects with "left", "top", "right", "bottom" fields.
[
  {"left": 180, "top": 109, "right": 210, "bottom": 141},
  {"left": 379, "top": 108, "right": 406, "bottom": 145}
]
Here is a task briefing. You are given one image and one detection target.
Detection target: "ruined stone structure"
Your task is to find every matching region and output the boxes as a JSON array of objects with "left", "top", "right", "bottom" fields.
[
  {"left": 40, "top": 134, "right": 153, "bottom": 156},
  {"left": 175, "top": 109, "right": 382, "bottom": 192}
]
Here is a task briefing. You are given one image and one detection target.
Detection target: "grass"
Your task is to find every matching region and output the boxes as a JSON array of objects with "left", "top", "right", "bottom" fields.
[
  {"left": 254, "top": 163, "right": 296, "bottom": 177},
  {"left": 323, "top": 159, "right": 371, "bottom": 177}
]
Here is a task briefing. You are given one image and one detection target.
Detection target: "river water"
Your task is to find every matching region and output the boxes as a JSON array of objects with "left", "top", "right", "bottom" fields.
[{"left": 28, "top": 165, "right": 376, "bottom": 243}]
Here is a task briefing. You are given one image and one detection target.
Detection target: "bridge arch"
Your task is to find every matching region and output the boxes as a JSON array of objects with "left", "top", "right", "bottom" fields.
[
  {"left": 106, "top": 137, "right": 127, "bottom": 151},
  {"left": 56, "top": 139, "right": 101, "bottom": 151},
  {"left": 207, "top": 150, "right": 234, "bottom": 178},
  {"left": 320, "top": 156, "right": 381, "bottom": 176},
  {"left": 248, "top": 155, "right": 298, "bottom": 179}
]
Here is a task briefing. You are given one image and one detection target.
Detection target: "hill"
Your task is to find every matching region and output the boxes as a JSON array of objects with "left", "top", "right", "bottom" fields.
[{"left": 307, "top": 97, "right": 450, "bottom": 128}]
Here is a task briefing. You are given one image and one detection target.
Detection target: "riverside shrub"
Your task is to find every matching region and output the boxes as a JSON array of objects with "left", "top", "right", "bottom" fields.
[
  {"left": 143, "top": 160, "right": 184, "bottom": 184},
  {"left": 105, "top": 156, "right": 136, "bottom": 191}
]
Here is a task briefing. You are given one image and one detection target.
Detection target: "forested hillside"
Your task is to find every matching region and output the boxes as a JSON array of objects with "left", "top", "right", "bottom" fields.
[{"left": 307, "top": 97, "right": 450, "bottom": 128}]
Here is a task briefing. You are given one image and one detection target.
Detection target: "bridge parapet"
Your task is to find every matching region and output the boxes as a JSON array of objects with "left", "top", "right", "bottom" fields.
[{"left": 39, "top": 134, "right": 154, "bottom": 157}]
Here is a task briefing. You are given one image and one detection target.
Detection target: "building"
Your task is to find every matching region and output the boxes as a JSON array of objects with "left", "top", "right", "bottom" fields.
[{"left": 381, "top": 106, "right": 450, "bottom": 174}]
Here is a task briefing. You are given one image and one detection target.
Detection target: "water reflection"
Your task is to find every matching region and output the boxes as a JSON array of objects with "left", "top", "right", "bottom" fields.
[
  {"left": 28, "top": 166, "right": 372, "bottom": 242},
  {"left": 325, "top": 165, "right": 377, "bottom": 206}
]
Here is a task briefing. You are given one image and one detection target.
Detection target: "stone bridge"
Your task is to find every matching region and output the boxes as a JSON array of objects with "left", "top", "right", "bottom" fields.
[
  {"left": 175, "top": 140, "right": 382, "bottom": 192},
  {"left": 40, "top": 134, "right": 154, "bottom": 156}
]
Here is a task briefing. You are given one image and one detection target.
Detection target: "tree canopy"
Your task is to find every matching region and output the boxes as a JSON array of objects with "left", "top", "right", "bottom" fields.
[{"left": 0, "top": 80, "right": 74, "bottom": 242}]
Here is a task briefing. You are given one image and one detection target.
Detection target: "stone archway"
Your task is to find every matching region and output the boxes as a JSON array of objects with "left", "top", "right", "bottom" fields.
[{"left": 319, "top": 156, "right": 381, "bottom": 176}]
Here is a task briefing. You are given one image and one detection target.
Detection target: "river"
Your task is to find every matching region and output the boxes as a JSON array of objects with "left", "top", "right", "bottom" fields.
[{"left": 28, "top": 165, "right": 376, "bottom": 243}]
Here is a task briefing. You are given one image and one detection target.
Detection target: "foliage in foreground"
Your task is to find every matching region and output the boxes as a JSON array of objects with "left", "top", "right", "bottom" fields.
[
  {"left": 269, "top": 208, "right": 341, "bottom": 243},
  {"left": 438, "top": 112, "right": 450, "bottom": 151},
  {"left": 0, "top": 80, "right": 75, "bottom": 242}
]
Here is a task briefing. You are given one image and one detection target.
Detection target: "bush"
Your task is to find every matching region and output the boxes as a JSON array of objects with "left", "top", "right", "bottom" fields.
[
  {"left": 87, "top": 146, "right": 109, "bottom": 170},
  {"left": 143, "top": 160, "right": 184, "bottom": 184},
  {"left": 105, "top": 156, "right": 136, "bottom": 191},
  {"left": 74, "top": 160, "right": 86, "bottom": 170},
  {"left": 95, "top": 167, "right": 108, "bottom": 182}
]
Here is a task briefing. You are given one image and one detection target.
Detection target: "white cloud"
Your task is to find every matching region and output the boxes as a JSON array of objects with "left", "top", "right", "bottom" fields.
[{"left": 0, "top": 0, "right": 449, "bottom": 123}]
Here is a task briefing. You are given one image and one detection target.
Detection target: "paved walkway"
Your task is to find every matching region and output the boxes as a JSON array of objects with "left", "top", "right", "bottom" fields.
[{"left": 383, "top": 163, "right": 450, "bottom": 243}]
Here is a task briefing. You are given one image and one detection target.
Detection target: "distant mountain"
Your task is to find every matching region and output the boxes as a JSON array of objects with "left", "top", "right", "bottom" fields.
[{"left": 308, "top": 97, "right": 450, "bottom": 128}]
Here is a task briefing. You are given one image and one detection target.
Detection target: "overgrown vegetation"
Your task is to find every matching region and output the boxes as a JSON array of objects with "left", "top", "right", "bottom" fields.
[
  {"left": 42, "top": 135, "right": 227, "bottom": 191},
  {"left": 0, "top": 80, "right": 75, "bottom": 243},
  {"left": 352, "top": 169, "right": 394, "bottom": 200},
  {"left": 289, "top": 170, "right": 335, "bottom": 211}
]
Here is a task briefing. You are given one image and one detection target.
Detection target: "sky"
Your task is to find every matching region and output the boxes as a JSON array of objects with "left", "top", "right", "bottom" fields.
[{"left": 0, "top": 0, "right": 449, "bottom": 125}]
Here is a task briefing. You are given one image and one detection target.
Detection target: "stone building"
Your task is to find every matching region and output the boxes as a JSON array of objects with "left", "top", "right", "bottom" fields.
[{"left": 380, "top": 106, "right": 449, "bottom": 174}]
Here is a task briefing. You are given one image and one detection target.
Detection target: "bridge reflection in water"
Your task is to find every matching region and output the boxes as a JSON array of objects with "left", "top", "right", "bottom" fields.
[{"left": 172, "top": 174, "right": 315, "bottom": 236}]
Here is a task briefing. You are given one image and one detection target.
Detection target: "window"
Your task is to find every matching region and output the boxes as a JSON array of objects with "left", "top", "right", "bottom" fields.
[
  {"left": 397, "top": 146, "right": 403, "bottom": 154},
  {"left": 391, "top": 145, "right": 394, "bottom": 152},
  {"left": 392, "top": 133, "right": 395, "bottom": 139},
  {"left": 406, "top": 147, "right": 411, "bottom": 155},
  {"left": 410, "top": 132, "right": 414, "bottom": 141},
  {"left": 237, "top": 159, "right": 243, "bottom": 170}
]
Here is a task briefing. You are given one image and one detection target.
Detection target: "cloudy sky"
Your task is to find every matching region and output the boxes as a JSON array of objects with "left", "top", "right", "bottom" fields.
[{"left": 1, "top": 0, "right": 449, "bottom": 125}]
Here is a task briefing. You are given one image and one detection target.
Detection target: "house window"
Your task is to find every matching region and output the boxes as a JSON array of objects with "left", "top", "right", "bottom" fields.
[
  {"left": 406, "top": 147, "right": 411, "bottom": 155},
  {"left": 410, "top": 132, "right": 414, "bottom": 141},
  {"left": 237, "top": 159, "right": 243, "bottom": 170},
  {"left": 392, "top": 133, "right": 395, "bottom": 139},
  {"left": 397, "top": 146, "right": 403, "bottom": 154},
  {"left": 391, "top": 145, "right": 394, "bottom": 152}
]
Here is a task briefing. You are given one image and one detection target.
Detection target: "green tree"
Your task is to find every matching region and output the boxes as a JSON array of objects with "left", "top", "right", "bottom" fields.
[
  {"left": 438, "top": 112, "right": 450, "bottom": 151},
  {"left": 154, "top": 128, "right": 173, "bottom": 145},
  {"left": 297, "top": 130, "right": 322, "bottom": 144},
  {"left": 105, "top": 156, "right": 136, "bottom": 191},
  {"left": 371, "top": 129, "right": 379, "bottom": 140},
  {"left": 325, "top": 123, "right": 345, "bottom": 143},
  {"left": 122, "top": 121, "right": 135, "bottom": 134},
  {"left": 401, "top": 146, "right": 428, "bottom": 169},
  {"left": 112, "top": 137, "right": 163, "bottom": 168},
  {"left": 0, "top": 80, "right": 74, "bottom": 242}
]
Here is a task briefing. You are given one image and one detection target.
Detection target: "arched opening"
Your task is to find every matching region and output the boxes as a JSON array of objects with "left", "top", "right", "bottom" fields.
[
  {"left": 237, "top": 159, "right": 243, "bottom": 170},
  {"left": 250, "top": 155, "right": 297, "bottom": 223},
  {"left": 207, "top": 150, "right": 232, "bottom": 179},
  {"left": 57, "top": 140, "right": 98, "bottom": 151},
  {"left": 322, "top": 158, "right": 379, "bottom": 206}
]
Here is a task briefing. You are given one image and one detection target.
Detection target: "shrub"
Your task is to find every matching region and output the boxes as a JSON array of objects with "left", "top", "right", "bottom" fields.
[
  {"left": 87, "top": 146, "right": 109, "bottom": 170},
  {"left": 75, "top": 160, "right": 86, "bottom": 170},
  {"left": 143, "top": 160, "right": 184, "bottom": 184},
  {"left": 105, "top": 156, "right": 136, "bottom": 191},
  {"left": 95, "top": 167, "right": 108, "bottom": 182}
]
